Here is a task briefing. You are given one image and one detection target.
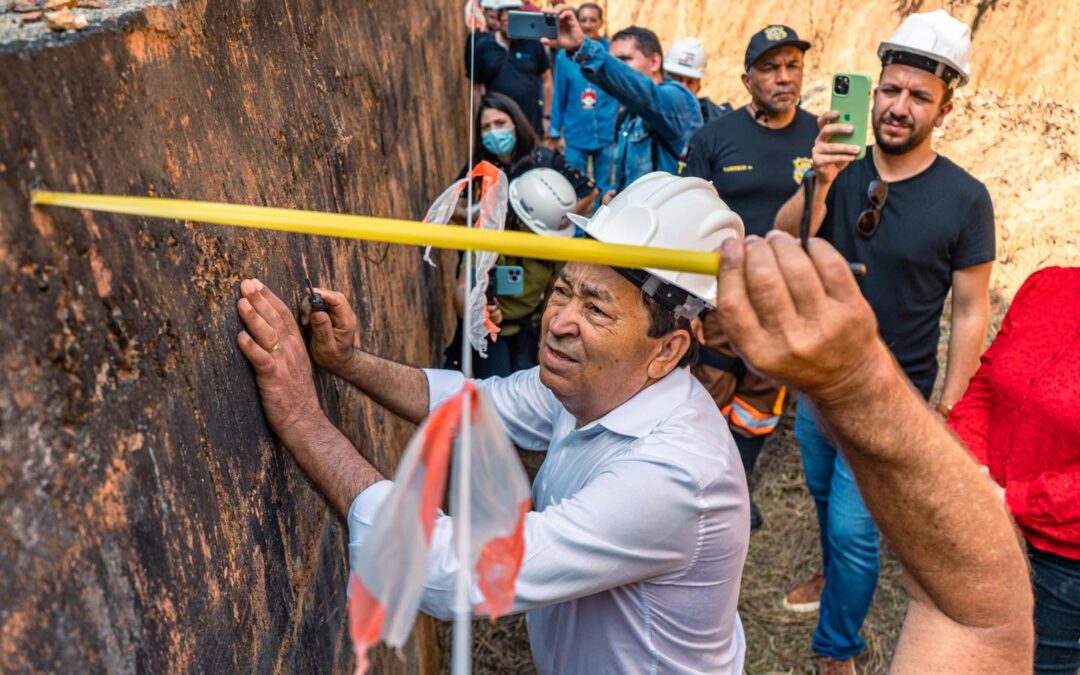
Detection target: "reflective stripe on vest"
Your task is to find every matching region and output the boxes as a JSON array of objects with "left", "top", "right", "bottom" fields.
[{"left": 720, "top": 388, "right": 787, "bottom": 436}]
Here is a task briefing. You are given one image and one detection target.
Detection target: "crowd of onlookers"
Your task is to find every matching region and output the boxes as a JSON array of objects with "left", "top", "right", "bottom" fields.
[{"left": 446, "top": 4, "right": 1079, "bottom": 673}]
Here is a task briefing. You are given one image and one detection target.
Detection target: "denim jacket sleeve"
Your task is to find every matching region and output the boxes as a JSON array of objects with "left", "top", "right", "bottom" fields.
[
  {"left": 550, "top": 51, "right": 568, "bottom": 138},
  {"left": 574, "top": 37, "right": 701, "bottom": 146}
]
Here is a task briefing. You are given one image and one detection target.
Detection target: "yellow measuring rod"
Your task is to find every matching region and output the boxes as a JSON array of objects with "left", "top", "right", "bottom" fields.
[{"left": 30, "top": 191, "right": 721, "bottom": 276}]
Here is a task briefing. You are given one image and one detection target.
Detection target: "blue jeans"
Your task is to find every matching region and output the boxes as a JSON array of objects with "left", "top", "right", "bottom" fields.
[
  {"left": 795, "top": 398, "right": 880, "bottom": 660},
  {"left": 1030, "top": 545, "right": 1080, "bottom": 674},
  {"left": 564, "top": 143, "right": 615, "bottom": 198}
]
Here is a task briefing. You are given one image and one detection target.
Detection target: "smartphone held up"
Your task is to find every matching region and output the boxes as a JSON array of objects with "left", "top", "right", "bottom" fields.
[
  {"left": 507, "top": 11, "right": 559, "bottom": 40},
  {"left": 830, "top": 73, "right": 872, "bottom": 160}
]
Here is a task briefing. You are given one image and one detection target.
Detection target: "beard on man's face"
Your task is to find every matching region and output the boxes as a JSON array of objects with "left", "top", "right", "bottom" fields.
[{"left": 872, "top": 109, "right": 934, "bottom": 155}]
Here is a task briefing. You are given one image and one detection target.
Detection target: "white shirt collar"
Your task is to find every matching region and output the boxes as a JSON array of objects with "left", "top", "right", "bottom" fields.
[{"left": 582, "top": 367, "right": 695, "bottom": 438}]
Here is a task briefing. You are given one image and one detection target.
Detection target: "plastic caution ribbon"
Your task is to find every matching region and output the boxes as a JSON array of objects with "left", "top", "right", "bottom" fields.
[{"left": 29, "top": 191, "right": 722, "bottom": 276}]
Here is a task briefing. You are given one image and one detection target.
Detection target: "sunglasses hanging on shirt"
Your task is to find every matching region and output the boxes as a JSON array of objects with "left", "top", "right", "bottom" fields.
[{"left": 856, "top": 178, "right": 889, "bottom": 238}]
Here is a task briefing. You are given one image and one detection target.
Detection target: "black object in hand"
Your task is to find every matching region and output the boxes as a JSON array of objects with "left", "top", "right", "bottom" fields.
[{"left": 306, "top": 276, "right": 328, "bottom": 314}]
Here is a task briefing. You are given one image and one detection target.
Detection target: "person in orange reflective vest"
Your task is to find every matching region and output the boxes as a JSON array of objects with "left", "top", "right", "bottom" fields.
[{"left": 692, "top": 315, "right": 784, "bottom": 531}]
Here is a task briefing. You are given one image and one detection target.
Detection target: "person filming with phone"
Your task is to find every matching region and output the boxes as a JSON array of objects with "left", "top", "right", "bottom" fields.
[
  {"left": 542, "top": 4, "right": 702, "bottom": 201},
  {"left": 466, "top": 0, "right": 554, "bottom": 137},
  {"left": 772, "top": 10, "right": 996, "bottom": 674}
]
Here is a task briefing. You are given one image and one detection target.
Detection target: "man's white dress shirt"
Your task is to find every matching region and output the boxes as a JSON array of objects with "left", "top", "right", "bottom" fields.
[{"left": 348, "top": 366, "right": 749, "bottom": 674}]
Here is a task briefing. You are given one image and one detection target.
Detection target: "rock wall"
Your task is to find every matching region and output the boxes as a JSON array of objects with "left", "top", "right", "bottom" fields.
[
  {"left": 0, "top": 0, "right": 464, "bottom": 672},
  {"left": 606, "top": 0, "right": 1080, "bottom": 106},
  {"left": 605, "top": 0, "right": 1080, "bottom": 300}
]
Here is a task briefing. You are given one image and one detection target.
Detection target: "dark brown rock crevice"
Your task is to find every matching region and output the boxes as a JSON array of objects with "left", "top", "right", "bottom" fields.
[{"left": 0, "top": 0, "right": 463, "bottom": 671}]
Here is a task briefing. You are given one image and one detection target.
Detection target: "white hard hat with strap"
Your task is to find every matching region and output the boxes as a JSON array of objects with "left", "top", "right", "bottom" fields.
[
  {"left": 878, "top": 9, "right": 972, "bottom": 88},
  {"left": 566, "top": 172, "right": 744, "bottom": 318},
  {"left": 508, "top": 168, "right": 578, "bottom": 238}
]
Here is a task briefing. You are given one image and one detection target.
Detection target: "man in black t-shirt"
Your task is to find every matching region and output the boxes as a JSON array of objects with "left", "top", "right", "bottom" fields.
[
  {"left": 773, "top": 11, "right": 992, "bottom": 673},
  {"left": 465, "top": 0, "right": 553, "bottom": 136},
  {"left": 679, "top": 25, "right": 814, "bottom": 532}
]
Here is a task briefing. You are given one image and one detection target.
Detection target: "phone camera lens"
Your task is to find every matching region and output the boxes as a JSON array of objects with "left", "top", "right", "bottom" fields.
[
  {"left": 834, "top": 76, "right": 850, "bottom": 95},
  {"left": 545, "top": 14, "right": 556, "bottom": 25}
]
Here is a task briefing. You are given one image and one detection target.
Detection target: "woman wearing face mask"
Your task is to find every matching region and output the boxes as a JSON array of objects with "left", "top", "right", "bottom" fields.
[{"left": 447, "top": 93, "right": 598, "bottom": 377}]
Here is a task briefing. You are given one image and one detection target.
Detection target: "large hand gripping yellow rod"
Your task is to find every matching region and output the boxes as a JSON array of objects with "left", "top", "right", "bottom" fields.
[{"left": 30, "top": 191, "right": 721, "bottom": 276}]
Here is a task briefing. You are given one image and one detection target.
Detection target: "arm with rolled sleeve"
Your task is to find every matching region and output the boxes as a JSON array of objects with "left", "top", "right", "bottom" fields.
[
  {"left": 574, "top": 38, "right": 700, "bottom": 146},
  {"left": 348, "top": 451, "right": 703, "bottom": 620}
]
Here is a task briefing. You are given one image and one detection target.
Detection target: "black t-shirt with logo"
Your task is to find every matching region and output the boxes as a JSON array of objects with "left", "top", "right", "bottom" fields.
[
  {"left": 681, "top": 106, "right": 818, "bottom": 236},
  {"left": 819, "top": 153, "right": 996, "bottom": 398},
  {"left": 465, "top": 32, "right": 550, "bottom": 136}
]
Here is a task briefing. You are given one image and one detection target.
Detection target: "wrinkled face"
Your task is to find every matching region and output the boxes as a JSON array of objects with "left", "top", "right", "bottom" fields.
[
  {"left": 480, "top": 107, "right": 515, "bottom": 135},
  {"left": 668, "top": 73, "right": 701, "bottom": 95},
  {"left": 540, "top": 263, "right": 687, "bottom": 423},
  {"left": 872, "top": 64, "right": 951, "bottom": 155},
  {"left": 743, "top": 45, "right": 804, "bottom": 115},
  {"left": 483, "top": 8, "right": 500, "bottom": 32},
  {"left": 578, "top": 7, "right": 602, "bottom": 40},
  {"left": 610, "top": 38, "right": 661, "bottom": 80}
]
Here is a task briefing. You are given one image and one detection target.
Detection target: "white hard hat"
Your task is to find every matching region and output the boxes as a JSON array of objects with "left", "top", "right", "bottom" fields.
[
  {"left": 664, "top": 37, "right": 708, "bottom": 79},
  {"left": 566, "top": 172, "right": 744, "bottom": 317},
  {"left": 509, "top": 168, "right": 578, "bottom": 238},
  {"left": 480, "top": 0, "right": 522, "bottom": 9},
  {"left": 878, "top": 9, "right": 971, "bottom": 88}
]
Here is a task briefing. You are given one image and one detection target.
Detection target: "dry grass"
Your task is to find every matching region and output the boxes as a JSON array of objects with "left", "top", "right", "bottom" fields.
[{"left": 738, "top": 416, "right": 905, "bottom": 675}]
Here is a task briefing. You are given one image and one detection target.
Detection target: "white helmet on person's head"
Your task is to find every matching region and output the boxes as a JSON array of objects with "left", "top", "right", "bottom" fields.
[
  {"left": 509, "top": 168, "right": 578, "bottom": 238},
  {"left": 878, "top": 9, "right": 972, "bottom": 88},
  {"left": 566, "top": 172, "right": 744, "bottom": 318},
  {"left": 664, "top": 37, "right": 708, "bottom": 80},
  {"left": 480, "top": 0, "right": 522, "bottom": 9}
]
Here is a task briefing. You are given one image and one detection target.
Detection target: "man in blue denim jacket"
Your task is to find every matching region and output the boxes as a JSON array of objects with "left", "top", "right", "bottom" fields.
[
  {"left": 548, "top": 3, "right": 619, "bottom": 196},
  {"left": 544, "top": 5, "right": 702, "bottom": 200}
]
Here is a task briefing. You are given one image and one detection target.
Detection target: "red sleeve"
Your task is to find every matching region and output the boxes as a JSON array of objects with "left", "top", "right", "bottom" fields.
[
  {"left": 947, "top": 360, "right": 992, "bottom": 464},
  {"left": 1007, "top": 471, "right": 1080, "bottom": 530},
  {"left": 947, "top": 269, "right": 1047, "bottom": 464}
]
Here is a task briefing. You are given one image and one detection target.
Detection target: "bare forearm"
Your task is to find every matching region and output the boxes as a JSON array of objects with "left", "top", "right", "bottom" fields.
[
  {"left": 941, "top": 305, "right": 990, "bottom": 406},
  {"left": 812, "top": 346, "right": 1031, "bottom": 634},
  {"left": 773, "top": 181, "right": 826, "bottom": 237},
  {"left": 337, "top": 349, "right": 431, "bottom": 425},
  {"left": 575, "top": 188, "right": 597, "bottom": 216},
  {"left": 278, "top": 414, "right": 384, "bottom": 517}
]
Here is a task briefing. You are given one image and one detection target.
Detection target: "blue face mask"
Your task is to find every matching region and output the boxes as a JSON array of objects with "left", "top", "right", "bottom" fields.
[{"left": 482, "top": 128, "right": 517, "bottom": 156}]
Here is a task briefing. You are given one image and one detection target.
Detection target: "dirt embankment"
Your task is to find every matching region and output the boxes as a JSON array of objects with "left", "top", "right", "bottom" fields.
[
  {"left": 0, "top": 0, "right": 463, "bottom": 672},
  {"left": 607, "top": 0, "right": 1080, "bottom": 300}
]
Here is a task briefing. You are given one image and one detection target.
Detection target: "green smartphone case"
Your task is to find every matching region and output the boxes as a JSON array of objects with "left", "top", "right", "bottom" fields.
[{"left": 830, "top": 73, "right": 873, "bottom": 160}]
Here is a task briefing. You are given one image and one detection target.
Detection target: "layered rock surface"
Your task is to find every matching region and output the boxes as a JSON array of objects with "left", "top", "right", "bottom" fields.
[{"left": 0, "top": 0, "right": 463, "bottom": 671}]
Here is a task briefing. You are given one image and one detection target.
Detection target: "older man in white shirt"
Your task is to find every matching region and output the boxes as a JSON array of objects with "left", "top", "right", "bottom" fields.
[{"left": 234, "top": 174, "right": 750, "bottom": 674}]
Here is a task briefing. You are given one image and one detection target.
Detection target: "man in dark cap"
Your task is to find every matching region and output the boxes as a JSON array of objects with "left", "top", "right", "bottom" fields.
[{"left": 679, "top": 25, "right": 816, "bottom": 534}]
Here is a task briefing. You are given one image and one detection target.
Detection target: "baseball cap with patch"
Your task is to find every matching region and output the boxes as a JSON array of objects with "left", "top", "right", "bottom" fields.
[{"left": 744, "top": 25, "right": 811, "bottom": 71}]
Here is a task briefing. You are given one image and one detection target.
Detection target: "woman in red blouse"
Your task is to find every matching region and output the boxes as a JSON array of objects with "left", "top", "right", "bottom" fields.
[{"left": 948, "top": 266, "right": 1080, "bottom": 674}]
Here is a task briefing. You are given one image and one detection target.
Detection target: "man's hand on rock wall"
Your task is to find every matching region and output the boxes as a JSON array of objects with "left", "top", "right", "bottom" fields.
[
  {"left": 300, "top": 287, "right": 358, "bottom": 377},
  {"left": 236, "top": 278, "right": 326, "bottom": 444}
]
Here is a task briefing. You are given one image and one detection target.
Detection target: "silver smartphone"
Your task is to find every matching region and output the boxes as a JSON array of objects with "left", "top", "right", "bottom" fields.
[{"left": 507, "top": 11, "right": 558, "bottom": 40}]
